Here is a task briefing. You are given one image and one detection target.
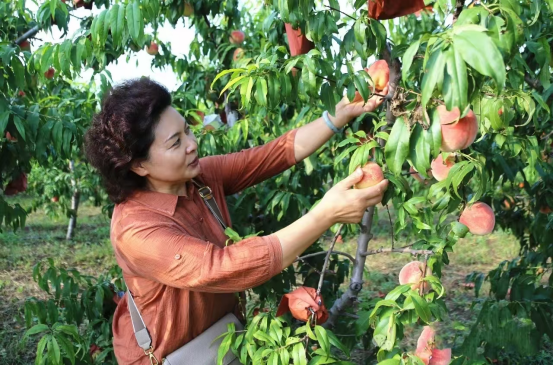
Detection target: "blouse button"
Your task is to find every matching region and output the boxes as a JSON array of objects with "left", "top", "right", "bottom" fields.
[{"left": 174, "top": 254, "right": 181, "bottom": 260}]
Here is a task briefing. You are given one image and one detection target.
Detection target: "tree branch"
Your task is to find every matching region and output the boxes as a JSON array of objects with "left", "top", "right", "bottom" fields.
[
  {"left": 524, "top": 73, "right": 543, "bottom": 92},
  {"left": 14, "top": 25, "right": 40, "bottom": 46},
  {"left": 324, "top": 207, "right": 376, "bottom": 329},
  {"left": 317, "top": 224, "right": 344, "bottom": 294},
  {"left": 360, "top": 247, "right": 434, "bottom": 256},
  {"left": 381, "top": 43, "right": 402, "bottom": 126},
  {"left": 295, "top": 250, "right": 355, "bottom": 265},
  {"left": 324, "top": 5, "right": 357, "bottom": 21},
  {"left": 452, "top": 0, "right": 464, "bottom": 24}
]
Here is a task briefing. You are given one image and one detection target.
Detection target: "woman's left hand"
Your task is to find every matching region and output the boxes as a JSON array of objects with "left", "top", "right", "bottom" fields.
[{"left": 329, "top": 85, "right": 389, "bottom": 129}]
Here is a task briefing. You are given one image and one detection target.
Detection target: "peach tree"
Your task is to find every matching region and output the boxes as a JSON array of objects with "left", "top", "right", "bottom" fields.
[{"left": 5, "top": 0, "right": 552, "bottom": 365}]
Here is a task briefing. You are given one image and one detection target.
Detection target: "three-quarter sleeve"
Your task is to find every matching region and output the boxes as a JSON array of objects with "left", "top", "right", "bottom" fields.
[
  {"left": 200, "top": 129, "right": 298, "bottom": 196},
  {"left": 114, "top": 214, "right": 283, "bottom": 293}
]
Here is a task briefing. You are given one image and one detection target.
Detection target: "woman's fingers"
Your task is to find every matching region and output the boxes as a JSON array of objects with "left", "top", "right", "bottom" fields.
[{"left": 354, "top": 179, "right": 389, "bottom": 200}]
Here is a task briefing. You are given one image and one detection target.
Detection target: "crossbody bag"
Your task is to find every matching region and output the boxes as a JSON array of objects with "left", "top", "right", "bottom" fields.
[{"left": 127, "top": 179, "right": 244, "bottom": 365}]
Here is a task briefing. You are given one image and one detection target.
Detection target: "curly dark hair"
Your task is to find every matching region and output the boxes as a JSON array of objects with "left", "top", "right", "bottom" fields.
[{"left": 84, "top": 77, "right": 172, "bottom": 204}]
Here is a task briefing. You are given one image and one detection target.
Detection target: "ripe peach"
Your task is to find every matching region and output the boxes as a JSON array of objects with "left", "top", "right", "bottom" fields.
[
  {"left": 18, "top": 90, "right": 26, "bottom": 97},
  {"left": 354, "top": 162, "right": 384, "bottom": 189},
  {"left": 437, "top": 105, "right": 478, "bottom": 152},
  {"left": 146, "top": 41, "right": 158, "bottom": 55},
  {"left": 416, "top": 326, "right": 452, "bottom": 365},
  {"left": 233, "top": 48, "right": 244, "bottom": 61},
  {"left": 459, "top": 202, "right": 495, "bottom": 235},
  {"left": 51, "top": 197, "right": 59, "bottom": 203},
  {"left": 366, "top": 60, "right": 389, "bottom": 91},
  {"left": 540, "top": 206, "right": 552, "bottom": 214},
  {"left": 229, "top": 30, "right": 245, "bottom": 45},
  {"left": 518, "top": 182, "right": 525, "bottom": 188},
  {"left": 399, "top": 261, "right": 432, "bottom": 292},
  {"left": 44, "top": 67, "right": 55, "bottom": 79},
  {"left": 430, "top": 154, "right": 455, "bottom": 182},
  {"left": 183, "top": 2, "right": 193, "bottom": 16}
]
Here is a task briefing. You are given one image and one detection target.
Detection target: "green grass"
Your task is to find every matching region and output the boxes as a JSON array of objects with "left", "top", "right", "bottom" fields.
[{"left": 0, "top": 198, "right": 545, "bottom": 365}]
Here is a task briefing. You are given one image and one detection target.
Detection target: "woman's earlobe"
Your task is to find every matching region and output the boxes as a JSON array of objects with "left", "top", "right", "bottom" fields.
[{"left": 130, "top": 160, "right": 148, "bottom": 177}]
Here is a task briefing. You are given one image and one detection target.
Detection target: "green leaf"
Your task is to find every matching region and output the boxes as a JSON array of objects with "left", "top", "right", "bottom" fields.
[
  {"left": 217, "top": 333, "right": 232, "bottom": 365},
  {"left": 35, "top": 335, "right": 49, "bottom": 365},
  {"left": 421, "top": 49, "right": 446, "bottom": 110},
  {"left": 409, "top": 124, "right": 431, "bottom": 178},
  {"left": 354, "top": 72, "right": 370, "bottom": 102},
  {"left": 453, "top": 31, "right": 505, "bottom": 92},
  {"left": 314, "top": 326, "right": 330, "bottom": 356},
  {"left": 0, "top": 110, "right": 10, "bottom": 135},
  {"left": 402, "top": 38, "right": 421, "bottom": 81},
  {"left": 429, "top": 108, "right": 443, "bottom": 158},
  {"left": 25, "top": 323, "right": 49, "bottom": 337},
  {"left": 410, "top": 293, "right": 431, "bottom": 323},
  {"left": 254, "top": 78, "right": 268, "bottom": 106},
  {"left": 385, "top": 284, "right": 412, "bottom": 301},
  {"left": 51, "top": 336, "right": 61, "bottom": 364},
  {"left": 110, "top": 3, "right": 125, "bottom": 47},
  {"left": 443, "top": 45, "right": 468, "bottom": 112},
  {"left": 244, "top": 77, "right": 254, "bottom": 108},
  {"left": 126, "top": 1, "right": 143, "bottom": 43},
  {"left": 11, "top": 56, "right": 25, "bottom": 90},
  {"left": 293, "top": 342, "right": 307, "bottom": 365},
  {"left": 220, "top": 74, "right": 247, "bottom": 96},
  {"left": 385, "top": 118, "right": 410, "bottom": 175},
  {"left": 13, "top": 115, "right": 26, "bottom": 141},
  {"left": 55, "top": 334, "right": 75, "bottom": 365}
]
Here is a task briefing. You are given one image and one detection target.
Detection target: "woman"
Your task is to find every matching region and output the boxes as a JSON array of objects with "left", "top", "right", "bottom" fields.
[{"left": 84, "top": 77, "right": 388, "bottom": 364}]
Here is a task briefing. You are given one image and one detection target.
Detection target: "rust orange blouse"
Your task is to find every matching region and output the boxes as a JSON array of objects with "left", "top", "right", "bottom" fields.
[{"left": 110, "top": 129, "right": 298, "bottom": 364}]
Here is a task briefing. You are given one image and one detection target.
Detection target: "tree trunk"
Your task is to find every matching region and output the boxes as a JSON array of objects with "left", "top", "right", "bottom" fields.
[
  {"left": 324, "top": 207, "right": 376, "bottom": 328},
  {"left": 66, "top": 160, "right": 80, "bottom": 240}
]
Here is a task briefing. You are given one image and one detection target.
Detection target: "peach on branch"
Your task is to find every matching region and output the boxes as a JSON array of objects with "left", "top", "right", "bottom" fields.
[
  {"left": 366, "top": 60, "right": 389, "bottom": 92},
  {"left": 19, "top": 40, "right": 31, "bottom": 52},
  {"left": 459, "top": 202, "right": 495, "bottom": 235},
  {"left": 233, "top": 48, "right": 245, "bottom": 61},
  {"left": 437, "top": 105, "right": 478, "bottom": 152},
  {"left": 430, "top": 154, "right": 455, "bottom": 182},
  {"left": 354, "top": 162, "right": 384, "bottom": 189},
  {"left": 540, "top": 206, "right": 552, "bottom": 214},
  {"left": 146, "top": 41, "right": 159, "bottom": 55},
  {"left": 415, "top": 326, "right": 452, "bottom": 365},
  {"left": 229, "top": 30, "right": 245, "bottom": 44},
  {"left": 399, "top": 261, "right": 432, "bottom": 292},
  {"left": 44, "top": 67, "right": 56, "bottom": 79}
]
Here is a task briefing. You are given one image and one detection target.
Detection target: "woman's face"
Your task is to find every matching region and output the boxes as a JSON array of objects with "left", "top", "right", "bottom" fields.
[{"left": 132, "top": 106, "right": 201, "bottom": 192}]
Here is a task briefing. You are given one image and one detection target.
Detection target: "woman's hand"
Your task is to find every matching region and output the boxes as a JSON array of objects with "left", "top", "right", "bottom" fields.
[
  {"left": 313, "top": 167, "right": 389, "bottom": 225},
  {"left": 329, "top": 85, "right": 390, "bottom": 129}
]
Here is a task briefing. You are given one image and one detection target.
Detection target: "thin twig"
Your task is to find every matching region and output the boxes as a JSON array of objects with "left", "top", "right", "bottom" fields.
[
  {"left": 524, "top": 73, "right": 543, "bottom": 92},
  {"left": 324, "top": 5, "right": 357, "bottom": 21},
  {"left": 541, "top": 130, "right": 553, "bottom": 141},
  {"left": 420, "top": 254, "right": 429, "bottom": 296},
  {"left": 295, "top": 250, "right": 355, "bottom": 265},
  {"left": 385, "top": 205, "right": 394, "bottom": 249},
  {"left": 317, "top": 224, "right": 344, "bottom": 295},
  {"left": 360, "top": 247, "right": 434, "bottom": 256}
]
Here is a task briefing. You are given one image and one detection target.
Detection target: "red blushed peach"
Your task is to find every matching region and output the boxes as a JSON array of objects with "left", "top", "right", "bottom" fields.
[
  {"left": 437, "top": 105, "right": 478, "bottom": 152},
  {"left": 366, "top": 60, "right": 389, "bottom": 92},
  {"left": 233, "top": 48, "right": 244, "bottom": 61},
  {"left": 415, "top": 326, "right": 452, "bottom": 366},
  {"left": 399, "top": 261, "right": 432, "bottom": 292},
  {"left": 540, "top": 206, "right": 552, "bottom": 214},
  {"left": 354, "top": 162, "right": 384, "bottom": 189},
  {"left": 229, "top": 30, "right": 245, "bottom": 44},
  {"left": 459, "top": 202, "right": 495, "bottom": 235},
  {"left": 430, "top": 154, "right": 455, "bottom": 182}
]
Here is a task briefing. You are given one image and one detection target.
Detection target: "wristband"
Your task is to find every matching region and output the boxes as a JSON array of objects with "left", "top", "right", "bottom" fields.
[{"left": 322, "top": 110, "right": 344, "bottom": 134}]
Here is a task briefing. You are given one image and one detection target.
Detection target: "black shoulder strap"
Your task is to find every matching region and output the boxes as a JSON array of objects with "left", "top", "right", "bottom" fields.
[{"left": 191, "top": 179, "right": 227, "bottom": 230}]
